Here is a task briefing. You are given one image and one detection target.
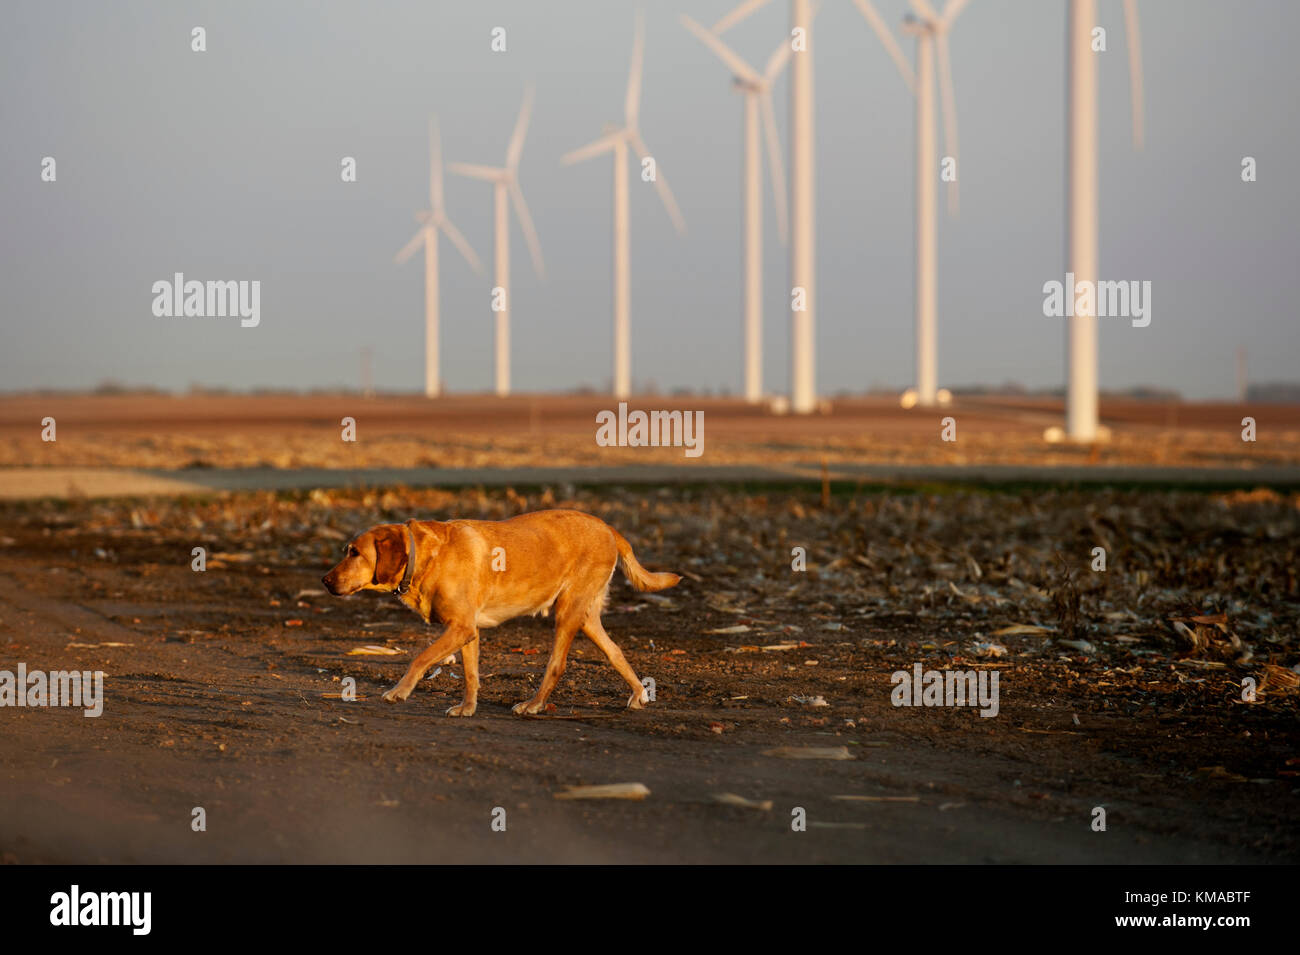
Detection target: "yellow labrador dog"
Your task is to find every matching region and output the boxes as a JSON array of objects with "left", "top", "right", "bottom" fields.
[{"left": 321, "top": 509, "right": 680, "bottom": 716}]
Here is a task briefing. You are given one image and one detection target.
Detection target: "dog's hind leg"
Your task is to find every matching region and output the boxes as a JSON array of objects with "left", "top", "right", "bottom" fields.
[
  {"left": 581, "top": 609, "right": 648, "bottom": 710},
  {"left": 445, "top": 637, "right": 479, "bottom": 717},
  {"left": 512, "top": 617, "right": 579, "bottom": 716},
  {"left": 383, "top": 622, "right": 477, "bottom": 704}
]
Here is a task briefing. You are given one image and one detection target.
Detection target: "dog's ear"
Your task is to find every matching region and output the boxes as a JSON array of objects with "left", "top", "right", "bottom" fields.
[{"left": 371, "top": 524, "right": 410, "bottom": 589}]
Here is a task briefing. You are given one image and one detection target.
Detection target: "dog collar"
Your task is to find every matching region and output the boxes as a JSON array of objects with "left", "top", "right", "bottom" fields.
[{"left": 393, "top": 522, "right": 417, "bottom": 596}]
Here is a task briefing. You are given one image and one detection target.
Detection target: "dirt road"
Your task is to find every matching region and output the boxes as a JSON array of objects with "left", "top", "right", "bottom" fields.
[{"left": 6, "top": 461, "right": 1300, "bottom": 502}]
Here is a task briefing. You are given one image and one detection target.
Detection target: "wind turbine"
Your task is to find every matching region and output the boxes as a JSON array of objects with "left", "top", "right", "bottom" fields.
[
  {"left": 1060, "top": 0, "right": 1143, "bottom": 442},
  {"left": 854, "top": 0, "right": 970, "bottom": 409},
  {"left": 448, "top": 88, "right": 545, "bottom": 397},
  {"left": 563, "top": 12, "right": 685, "bottom": 401},
  {"left": 714, "top": 0, "right": 817, "bottom": 414},
  {"left": 395, "top": 118, "right": 483, "bottom": 398},
  {"left": 680, "top": 15, "right": 792, "bottom": 405}
]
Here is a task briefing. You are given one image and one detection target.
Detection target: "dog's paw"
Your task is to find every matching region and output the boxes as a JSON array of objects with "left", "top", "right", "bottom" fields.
[
  {"left": 445, "top": 701, "right": 477, "bottom": 717},
  {"left": 512, "top": 698, "right": 545, "bottom": 716},
  {"left": 626, "top": 689, "right": 648, "bottom": 710},
  {"left": 382, "top": 685, "right": 411, "bottom": 704}
]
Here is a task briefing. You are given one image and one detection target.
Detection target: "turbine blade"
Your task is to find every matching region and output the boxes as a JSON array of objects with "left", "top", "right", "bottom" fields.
[
  {"left": 1123, "top": 0, "right": 1144, "bottom": 150},
  {"left": 712, "top": 0, "right": 771, "bottom": 34},
  {"left": 507, "top": 85, "right": 535, "bottom": 170},
  {"left": 561, "top": 132, "right": 621, "bottom": 165},
  {"left": 909, "top": 0, "right": 942, "bottom": 22},
  {"left": 760, "top": 89, "right": 788, "bottom": 245},
  {"left": 630, "top": 132, "right": 685, "bottom": 235},
  {"left": 941, "top": 0, "right": 971, "bottom": 27},
  {"left": 937, "top": 30, "right": 960, "bottom": 216},
  {"left": 429, "top": 117, "right": 443, "bottom": 211},
  {"left": 680, "top": 14, "right": 761, "bottom": 85},
  {"left": 509, "top": 180, "right": 546, "bottom": 279},
  {"left": 395, "top": 228, "right": 425, "bottom": 266},
  {"left": 625, "top": 11, "right": 645, "bottom": 127},
  {"left": 447, "top": 162, "right": 503, "bottom": 182},
  {"left": 851, "top": 0, "right": 915, "bottom": 93},
  {"left": 762, "top": 33, "right": 795, "bottom": 83},
  {"left": 438, "top": 216, "right": 483, "bottom": 274}
]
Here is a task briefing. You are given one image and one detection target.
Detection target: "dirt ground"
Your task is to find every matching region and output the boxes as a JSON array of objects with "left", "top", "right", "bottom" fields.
[
  {"left": 5, "top": 393, "right": 1299, "bottom": 471},
  {"left": 1, "top": 482, "right": 1296, "bottom": 864}
]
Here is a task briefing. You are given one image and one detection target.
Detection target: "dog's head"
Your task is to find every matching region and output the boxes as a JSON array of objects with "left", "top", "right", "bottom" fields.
[{"left": 322, "top": 523, "right": 411, "bottom": 596}]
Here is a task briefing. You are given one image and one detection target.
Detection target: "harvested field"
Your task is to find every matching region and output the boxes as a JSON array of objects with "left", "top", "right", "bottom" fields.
[{"left": 1, "top": 481, "right": 1296, "bottom": 863}]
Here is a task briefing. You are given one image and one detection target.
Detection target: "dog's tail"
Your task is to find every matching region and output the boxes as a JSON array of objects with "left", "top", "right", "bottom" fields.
[{"left": 611, "top": 529, "right": 682, "bottom": 592}]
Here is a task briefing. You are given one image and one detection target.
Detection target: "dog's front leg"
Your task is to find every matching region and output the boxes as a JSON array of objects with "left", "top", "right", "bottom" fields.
[
  {"left": 445, "top": 638, "right": 479, "bottom": 717},
  {"left": 383, "top": 623, "right": 477, "bottom": 704}
]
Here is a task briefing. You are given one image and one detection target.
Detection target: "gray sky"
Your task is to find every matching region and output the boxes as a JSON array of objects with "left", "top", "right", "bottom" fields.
[{"left": 2, "top": 0, "right": 1297, "bottom": 399}]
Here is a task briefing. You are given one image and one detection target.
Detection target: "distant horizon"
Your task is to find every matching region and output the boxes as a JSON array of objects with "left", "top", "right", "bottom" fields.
[{"left": 6, "top": 381, "right": 1297, "bottom": 405}]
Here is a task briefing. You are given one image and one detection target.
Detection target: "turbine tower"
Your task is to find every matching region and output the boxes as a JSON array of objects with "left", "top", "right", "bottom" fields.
[
  {"left": 395, "top": 118, "right": 483, "bottom": 397},
  {"left": 715, "top": 0, "right": 817, "bottom": 413},
  {"left": 680, "top": 15, "right": 792, "bottom": 405},
  {"left": 854, "top": 0, "right": 970, "bottom": 409},
  {"left": 563, "top": 11, "right": 685, "bottom": 400},
  {"left": 449, "top": 88, "right": 545, "bottom": 397},
  {"left": 1063, "top": 0, "right": 1143, "bottom": 441}
]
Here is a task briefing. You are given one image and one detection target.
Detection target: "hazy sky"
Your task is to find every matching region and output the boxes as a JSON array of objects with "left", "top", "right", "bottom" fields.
[{"left": 3, "top": 0, "right": 1297, "bottom": 399}]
